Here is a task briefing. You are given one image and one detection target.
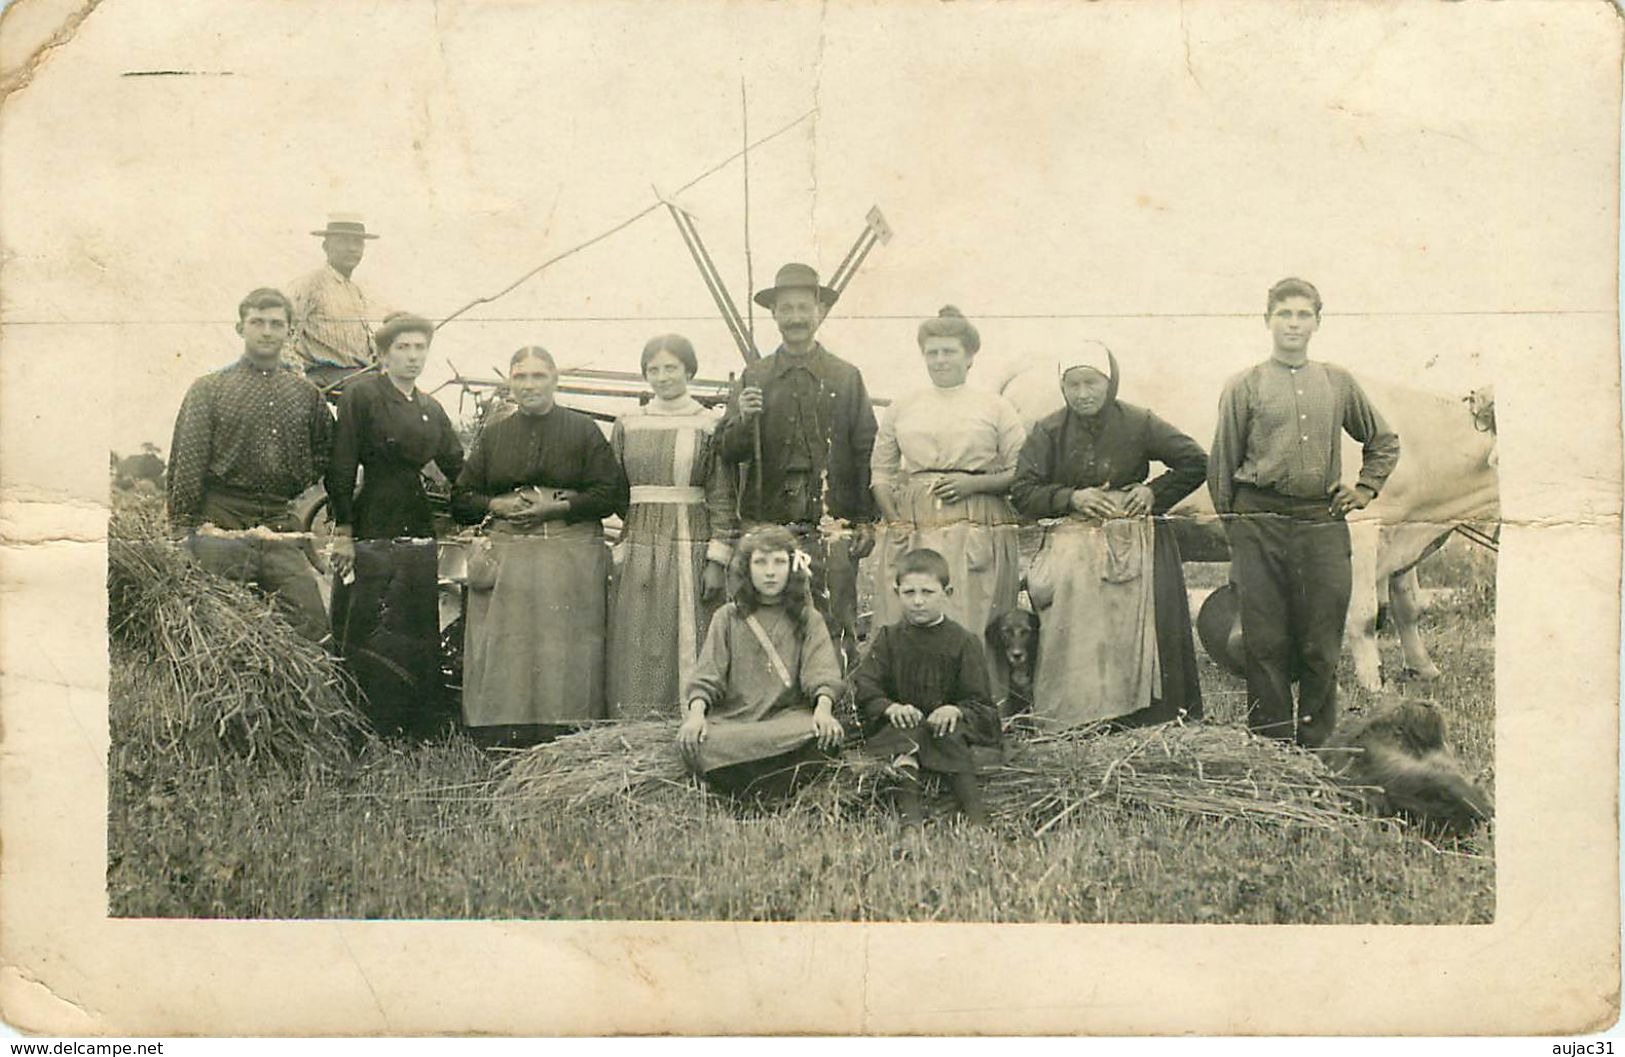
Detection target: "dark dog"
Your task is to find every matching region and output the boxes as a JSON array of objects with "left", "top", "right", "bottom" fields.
[
  {"left": 1322, "top": 699, "right": 1494, "bottom": 838},
  {"left": 985, "top": 608, "right": 1040, "bottom": 728}
]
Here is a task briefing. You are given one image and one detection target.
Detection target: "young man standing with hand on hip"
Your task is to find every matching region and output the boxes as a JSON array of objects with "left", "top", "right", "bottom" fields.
[{"left": 1208, "top": 278, "right": 1400, "bottom": 747}]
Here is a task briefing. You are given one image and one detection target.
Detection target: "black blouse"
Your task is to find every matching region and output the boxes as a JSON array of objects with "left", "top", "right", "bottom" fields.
[
  {"left": 326, "top": 372, "right": 464, "bottom": 539},
  {"left": 452, "top": 405, "right": 628, "bottom": 526},
  {"left": 1010, "top": 401, "right": 1207, "bottom": 519}
]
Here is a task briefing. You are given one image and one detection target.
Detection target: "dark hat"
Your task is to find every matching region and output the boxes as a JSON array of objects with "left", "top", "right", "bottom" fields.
[
  {"left": 310, "top": 213, "right": 379, "bottom": 239},
  {"left": 753, "top": 262, "right": 837, "bottom": 309},
  {"left": 1195, "top": 583, "right": 1247, "bottom": 678}
]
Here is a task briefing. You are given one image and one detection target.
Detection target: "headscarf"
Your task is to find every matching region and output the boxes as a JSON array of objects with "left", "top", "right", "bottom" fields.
[{"left": 1057, "top": 341, "right": 1120, "bottom": 407}]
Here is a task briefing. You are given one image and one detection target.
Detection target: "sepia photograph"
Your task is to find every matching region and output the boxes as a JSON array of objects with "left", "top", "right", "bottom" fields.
[{"left": 1, "top": 0, "right": 1619, "bottom": 1037}]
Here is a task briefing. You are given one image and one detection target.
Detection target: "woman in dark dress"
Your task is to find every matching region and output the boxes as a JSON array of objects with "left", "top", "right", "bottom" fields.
[
  {"left": 451, "top": 346, "right": 629, "bottom": 748},
  {"left": 326, "top": 312, "right": 465, "bottom": 737},
  {"left": 1009, "top": 344, "right": 1207, "bottom": 729}
]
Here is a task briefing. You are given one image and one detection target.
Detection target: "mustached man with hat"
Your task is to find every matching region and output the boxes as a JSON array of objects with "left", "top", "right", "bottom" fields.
[
  {"left": 285, "top": 213, "right": 380, "bottom": 392},
  {"left": 718, "top": 262, "right": 879, "bottom": 669}
]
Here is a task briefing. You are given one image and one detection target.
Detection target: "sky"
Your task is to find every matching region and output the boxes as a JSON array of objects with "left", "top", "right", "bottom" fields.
[{"left": 0, "top": 0, "right": 1617, "bottom": 473}]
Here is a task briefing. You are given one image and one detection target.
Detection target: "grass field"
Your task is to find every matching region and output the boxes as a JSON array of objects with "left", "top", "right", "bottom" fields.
[{"left": 107, "top": 530, "right": 1495, "bottom": 923}]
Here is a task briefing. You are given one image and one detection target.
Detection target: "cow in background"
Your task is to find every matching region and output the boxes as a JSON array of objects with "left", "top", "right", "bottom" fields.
[{"left": 997, "top": 363, "right": 1498, "bottom": 691}]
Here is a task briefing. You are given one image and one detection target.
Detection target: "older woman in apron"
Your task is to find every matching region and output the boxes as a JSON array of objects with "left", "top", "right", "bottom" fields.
[{"left": 1009, "top": 344, "right": 1207, "bottom": 729}]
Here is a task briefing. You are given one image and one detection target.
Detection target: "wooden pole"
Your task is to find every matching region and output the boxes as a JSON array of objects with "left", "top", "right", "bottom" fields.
[{"left": 742, "top": 79, "right": 756, "bottom": 349}]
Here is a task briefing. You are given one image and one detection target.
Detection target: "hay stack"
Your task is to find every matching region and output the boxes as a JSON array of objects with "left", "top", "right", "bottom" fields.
[
  {"left": 107, "top": 499, "right": 368, "bottom": 772},
  {"left": 497, "top": 717, "right": 1368, "bottom": 832}
]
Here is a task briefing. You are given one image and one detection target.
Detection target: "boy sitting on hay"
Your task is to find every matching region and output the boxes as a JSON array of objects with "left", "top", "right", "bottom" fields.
[{"left": 854, "top": 548, "right": 1001, "bottom": 826}]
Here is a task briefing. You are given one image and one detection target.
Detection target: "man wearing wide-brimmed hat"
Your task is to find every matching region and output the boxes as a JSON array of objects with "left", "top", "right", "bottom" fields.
[
  {"left": 718, "top": 261, "right": 879, "bottom": 669},
  {"left": 285, "top": 213, "right": 380, "bottom": 392}
]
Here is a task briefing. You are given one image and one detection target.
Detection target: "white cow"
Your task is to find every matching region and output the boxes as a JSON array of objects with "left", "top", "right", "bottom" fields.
[{"left": 997, "top": 362, "right": 1497, "bottom": 691}]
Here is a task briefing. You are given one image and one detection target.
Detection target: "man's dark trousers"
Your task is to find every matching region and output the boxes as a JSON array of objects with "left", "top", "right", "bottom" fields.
[
  {"left": 186, "top": 487, "right": 330, "bottom": 642},
  {"left": 1227, "top": 484, "right": 1352, "bottom": 748}
]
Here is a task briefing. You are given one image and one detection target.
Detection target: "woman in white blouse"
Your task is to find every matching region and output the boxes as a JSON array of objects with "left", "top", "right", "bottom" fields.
[{"left": 870, "top": 306, "right": 1027, "bottom": 642}]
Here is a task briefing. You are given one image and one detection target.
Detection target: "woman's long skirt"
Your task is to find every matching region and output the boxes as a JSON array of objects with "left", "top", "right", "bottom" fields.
[
  {"left": 607, "top": 493, "right": 715, "bottom": 719},
  {"left": 332, "top": 538, "right": 447, "bottom": 737},
  {"left": 872, "top": 474, "right": 1022, "bottom": 642},
  {"left": 462, "top": 522, "right": 610, "bottom": 728},
  {"left": 1142, "top": 519, "right": 1203, "bottom": 724}
]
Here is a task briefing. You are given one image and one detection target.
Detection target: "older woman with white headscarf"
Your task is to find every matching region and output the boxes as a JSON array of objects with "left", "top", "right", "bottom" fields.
[{"left": 1009, "top": 343, "right": 1208, "bottom": 730}]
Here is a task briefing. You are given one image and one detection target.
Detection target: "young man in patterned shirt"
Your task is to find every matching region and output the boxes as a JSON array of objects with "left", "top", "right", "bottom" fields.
[
  {"left": 167, "top": 288, "right": 334, "bottom": 641},
  {"left": 1208, "top": 278, "right": 1400, "bottom": 747}
]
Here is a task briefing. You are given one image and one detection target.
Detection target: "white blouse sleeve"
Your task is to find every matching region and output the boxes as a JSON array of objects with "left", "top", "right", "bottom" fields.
[
  {"left": 992, "top": 394, "right": 1029, "bottom": 473},
  {"left": 869, "top": 398, "right": 904, "bottom": 492}
]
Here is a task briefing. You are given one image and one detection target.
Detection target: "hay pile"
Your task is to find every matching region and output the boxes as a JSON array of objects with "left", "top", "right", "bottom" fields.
[
  {"left": 496, "top": 720, "right": 692, "bottom": 809},
  {"left": 496, "top": 717, "right": 1368, "bottom": 832},
  {"left": 974, "top": 723, "right": 1362, "bottom": 832},
  {"left": 108, "top": 499, "right": 368, "bottom": 771}
]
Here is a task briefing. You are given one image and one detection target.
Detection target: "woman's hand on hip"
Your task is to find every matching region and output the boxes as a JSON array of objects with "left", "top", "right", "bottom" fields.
[
  {"left": 1121, "top": 484, "right": 1156, "bottom": 518},
  {"left": 1069, "top": 487, "right": 1119, "bottom": 520}
]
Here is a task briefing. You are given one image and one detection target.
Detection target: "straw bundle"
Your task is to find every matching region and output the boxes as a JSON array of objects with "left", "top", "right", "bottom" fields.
[
  {"left": 496, "top": 714, "right": 1368, "bottom": 832},
  {"left": 495, "top": 720, "right": 697, "bottom": 810},
  {"left": 107, "top": 499, "right": 368, "bottom": 772},
  {"left": 979, "top": 723, "right": 1363, "bottom": 831}
]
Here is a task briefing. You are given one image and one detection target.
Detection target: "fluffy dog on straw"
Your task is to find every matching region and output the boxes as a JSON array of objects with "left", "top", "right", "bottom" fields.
[{"left": 1322, "top": 699, "right": 1493, "bottom": 837}]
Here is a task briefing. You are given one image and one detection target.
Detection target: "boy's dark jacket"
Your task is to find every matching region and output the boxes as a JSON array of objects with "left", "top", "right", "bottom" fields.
[{"left": 854, "top": 617, "right": 1002, "bottom": 746}]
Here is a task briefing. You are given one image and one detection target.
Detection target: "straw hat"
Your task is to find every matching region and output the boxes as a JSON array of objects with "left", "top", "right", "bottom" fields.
[{"left": 309, "top": 213, "right": 379, "bottom": 239}]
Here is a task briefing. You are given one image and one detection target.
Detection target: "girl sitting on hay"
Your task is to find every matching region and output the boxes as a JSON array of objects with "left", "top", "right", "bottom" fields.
[{"left": 676, "top": 526, "right": 846, "bottom": 799}]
